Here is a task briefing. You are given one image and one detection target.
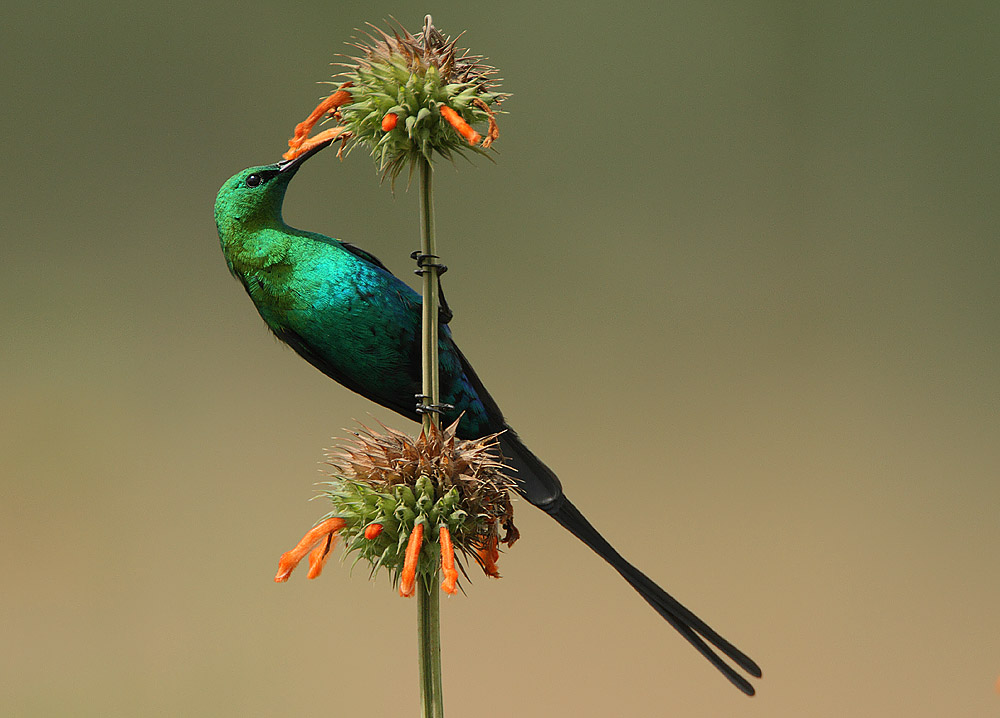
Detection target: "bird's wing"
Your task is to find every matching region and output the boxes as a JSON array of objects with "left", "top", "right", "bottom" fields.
[
  {"left": 338, "top": 241, "right": 391, "bottom": 271},
  {"left": 446, "top": 337, "right": 507, "bottom": 434},
  {"left": 274, "top": 322, "right": 423, "bottom": 423},
  {"left": 339, "top": 240, "right": 452, "bottom": 324}
]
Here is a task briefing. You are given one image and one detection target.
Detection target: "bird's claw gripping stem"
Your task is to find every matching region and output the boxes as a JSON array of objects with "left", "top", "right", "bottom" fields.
[
  {"left": 414, "top": 395, "right": 454, "bottom": 415},
  {"left": 411, "top": 251, "right": 453, "bottom": 323},
  {"left": 410, "top": 250, "right": 448, "bottom": 276}
]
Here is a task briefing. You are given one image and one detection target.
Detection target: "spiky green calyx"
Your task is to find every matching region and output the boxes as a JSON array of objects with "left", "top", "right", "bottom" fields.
[
  {"left": 334, "top": 18, "right": 506, "bottom": 184},
  {"left": 317, "top": 420, "right": 518, "bottom": 588}
]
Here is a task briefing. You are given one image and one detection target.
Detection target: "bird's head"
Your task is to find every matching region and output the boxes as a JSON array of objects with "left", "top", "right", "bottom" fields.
[{"left": 214, "top": 138, "right": 333, "bottom": 238}]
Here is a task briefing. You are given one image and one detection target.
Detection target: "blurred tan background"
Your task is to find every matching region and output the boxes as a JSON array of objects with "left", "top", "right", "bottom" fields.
[{"left": 3, "top": 1, "right": 998, "bottom": 716}]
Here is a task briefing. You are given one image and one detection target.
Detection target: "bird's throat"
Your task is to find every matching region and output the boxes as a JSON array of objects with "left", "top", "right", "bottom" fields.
[{"left": 221, "top": 225, "right": 297, "bottom": 302}]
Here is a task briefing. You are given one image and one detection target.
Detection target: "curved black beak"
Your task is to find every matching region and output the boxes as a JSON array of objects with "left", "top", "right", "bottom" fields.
[{"left": 277, "top": 137, "right": 335, "bottom": 174}]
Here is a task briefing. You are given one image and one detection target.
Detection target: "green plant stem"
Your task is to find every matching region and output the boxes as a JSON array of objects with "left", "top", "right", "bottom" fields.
[
  {"left": 417, "top": 156, "right": 445, "bottom": 717},
  {"left": 419, "top": 157, "right": 440, "bottom": 433},
  {"left": 417, "top": 573, "right": 444, "bottom": 718}
]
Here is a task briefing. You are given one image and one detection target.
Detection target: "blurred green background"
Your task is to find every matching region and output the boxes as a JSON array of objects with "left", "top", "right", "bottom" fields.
[{"left": 3, "top": 1, "right": 998, "bottom": 716}]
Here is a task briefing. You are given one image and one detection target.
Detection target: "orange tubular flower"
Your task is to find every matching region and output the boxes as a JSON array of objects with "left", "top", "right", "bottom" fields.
[
  {"left": 471, "top": 98, "right": 499, "bottom": 148},
  {"left": 283, "top": 82, "right": 354, "bottom": 161},
  {"left": 399, "top": 522, "right": 425, "bottom": 597},
  {"left": 288, "top": 421, "right": 517, "bottom": 593},
  {"left": 274, "top": 517, "right": 346, "bottom": 582},
  {"left": 323, "top": 17, "right": 505, "bottom": 185},
  {"left": 286, "top": 127, "right": 351, "bottom": 161},
  {"left": 439, "top": 105, "right": 481, "bottom": 146},
  {"left": 439, "top": 526, "right": 458, "bottom": 594},
  {"left": 306, "top": 533, "right": 335, "bottom": 579},
  {"left": 476, "top": 534, "right": 501, "bottom": 579}
]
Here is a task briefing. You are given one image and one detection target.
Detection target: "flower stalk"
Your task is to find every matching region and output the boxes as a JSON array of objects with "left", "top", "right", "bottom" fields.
[
  {"left": 418, "top": 157, "right": 440, "bottom": 434},
  {"left": 274, "top": 16, "right": 512, "bottom": 717},
  {"left": 417, "top": 143, "right": 445, "bottom": 715},
  {"left": 417, "top": 572, "right": 444, "bottom": 718}
]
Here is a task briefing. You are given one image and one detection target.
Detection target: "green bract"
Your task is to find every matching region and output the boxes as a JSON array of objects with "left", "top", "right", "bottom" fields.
[
  {"left": 318, "top": 421, "right": 519, "bottom": 588},
  {"left": 334, "top": 19, "right": 505, "bottom": 184},
  {"left": 320, "top": 477, "right": 462, "bottom": 585}
]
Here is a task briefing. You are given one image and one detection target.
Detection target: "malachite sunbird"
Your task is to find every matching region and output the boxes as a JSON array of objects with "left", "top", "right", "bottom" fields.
[{"left": 215, "top": 139, "right": 761, "bottom": 695}]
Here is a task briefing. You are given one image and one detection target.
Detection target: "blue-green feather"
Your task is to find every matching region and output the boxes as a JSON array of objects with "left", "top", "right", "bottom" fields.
[{"left": 213, "top": 157, "right": 761, "bottom": 693}]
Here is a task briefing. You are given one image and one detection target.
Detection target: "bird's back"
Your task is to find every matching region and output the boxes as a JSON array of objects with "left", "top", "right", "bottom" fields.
[{"left": 230, "top": 227, "right": 499, "bottom": 437}]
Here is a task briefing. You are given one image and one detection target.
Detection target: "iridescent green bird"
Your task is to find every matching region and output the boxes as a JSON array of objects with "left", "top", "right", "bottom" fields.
[{"left": 215, "top": 139, "right": 761, "bottom": 695}]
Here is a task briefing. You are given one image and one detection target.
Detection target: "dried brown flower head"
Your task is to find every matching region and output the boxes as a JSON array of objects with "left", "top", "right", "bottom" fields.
[{"left": 275, "top": 419, "right": 519, "bottom": 595}]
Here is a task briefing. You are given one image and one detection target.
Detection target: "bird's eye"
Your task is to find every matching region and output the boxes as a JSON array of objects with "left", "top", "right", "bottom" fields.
[{"left": 245, "top": 174, "right": 263, "bottom": 188}]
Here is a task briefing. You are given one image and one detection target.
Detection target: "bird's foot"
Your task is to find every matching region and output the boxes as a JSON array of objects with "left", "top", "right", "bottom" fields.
[
  {"left": 414, "top": 395, "right": 455, "bottom": 416},
  {"left": 436, "top": 299, "right": 454, "bottom": 324},
  {"left": 410, "top": 251, "right": 454, "bottom": 322},
  {"left": 410, "top": 250, "right": 448, "bottom": 276}
]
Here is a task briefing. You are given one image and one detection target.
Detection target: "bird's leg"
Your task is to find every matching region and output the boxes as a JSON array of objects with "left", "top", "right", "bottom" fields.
[
  {"left": 410, "top": 251, "right": 453, "bottom": 323},
  {"left": 436, "top": 292, "right": 453, "bottom": 324}
]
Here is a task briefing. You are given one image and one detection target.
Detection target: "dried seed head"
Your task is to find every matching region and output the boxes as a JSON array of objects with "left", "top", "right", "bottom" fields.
[
  {"left": 331, "top": 15, "right": 506, "bottom": 185},
  {"left": 318, "top": 418, "right": 519, "bottom": 590}
]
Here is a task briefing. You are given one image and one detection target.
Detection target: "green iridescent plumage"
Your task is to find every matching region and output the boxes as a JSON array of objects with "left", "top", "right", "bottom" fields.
[
  {"left": 214, "top": 142, "right": 762, "bottom": 695},
  {"left": 214, "top": 151, "right": 496, "bottom": 438}
]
